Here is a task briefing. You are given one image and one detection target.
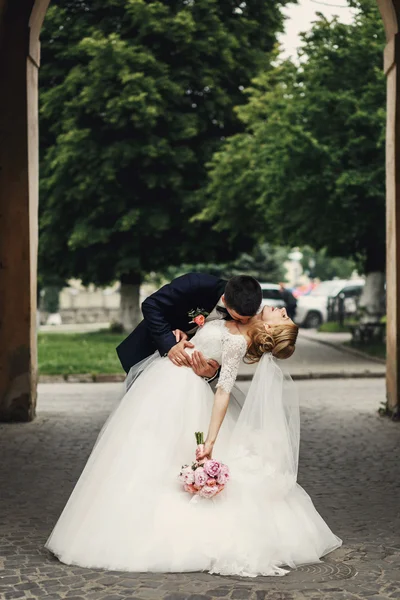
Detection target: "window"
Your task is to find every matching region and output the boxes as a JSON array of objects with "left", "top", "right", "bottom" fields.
[{"left": 340, "top": 286, "right": 363, "bottom": 298}]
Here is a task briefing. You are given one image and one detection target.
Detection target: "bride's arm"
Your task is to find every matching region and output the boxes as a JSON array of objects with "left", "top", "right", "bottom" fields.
[
  {"left": 197, "top": 336, "right": 247, "bottom": 460},
  {"left": 198, "top": 388, "right": 230, "bottom": 458}
]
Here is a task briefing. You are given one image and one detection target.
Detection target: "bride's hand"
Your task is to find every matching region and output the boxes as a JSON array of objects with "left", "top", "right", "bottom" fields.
[{"left": 196, "top": 440, "right": 214, "bottom": 461}]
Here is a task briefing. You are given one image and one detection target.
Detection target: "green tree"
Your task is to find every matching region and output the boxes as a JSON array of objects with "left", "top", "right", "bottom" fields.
[
  {"left": 39, "top": 0, "right": 293, "bottom": 330},
  {"left": 148, "top": 244, "right": 288, "bottom": 286},
  {"left": 300, "top": 247, "right": 357, "bottom": 281},
  {"left": 201, "top": 0, "right": 386, "bottom": 318}
]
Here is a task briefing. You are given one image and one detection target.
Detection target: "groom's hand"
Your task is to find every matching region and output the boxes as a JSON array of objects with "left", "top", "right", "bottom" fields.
[
  {"left": 191, "top": 351, "right": 219, "bottom": 379},
  {"left": 168, "top": 339, "right": 194, "bottom": 367},
  {"left": 172, "top": 329, "right": 188, "bottom": 343}
]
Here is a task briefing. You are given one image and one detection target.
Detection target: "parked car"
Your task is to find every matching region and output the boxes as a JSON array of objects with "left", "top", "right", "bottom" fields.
[
  {"left": 295, "top": 279, "right": 365, "bottom": 328},
  {"left": 260, "top": 283, "right": 286, "bottom": 309}
]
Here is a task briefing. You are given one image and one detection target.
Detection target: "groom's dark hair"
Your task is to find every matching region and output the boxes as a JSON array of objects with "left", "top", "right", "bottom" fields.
[{"left": 224, "top": 275, "right": 262, "bottom": 317}]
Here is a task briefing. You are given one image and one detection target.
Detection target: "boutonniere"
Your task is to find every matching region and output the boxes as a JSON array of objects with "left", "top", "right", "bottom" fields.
[{"left": 188, "top": 307, "right": 209, "bottom": 327}]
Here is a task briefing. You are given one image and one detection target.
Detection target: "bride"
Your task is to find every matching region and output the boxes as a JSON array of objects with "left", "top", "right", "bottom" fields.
[{"left": 45, "top": 304, "right": 342, "bottom": 577}]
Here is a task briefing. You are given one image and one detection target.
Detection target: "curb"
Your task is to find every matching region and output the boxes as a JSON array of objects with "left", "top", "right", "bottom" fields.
[
  {"left": 39, "top": 371, "right": 385, "bottom": 384},
  {"left": 39, "top": 374, "right": 126, "bottom": 384},
  {"left": 238, "top": 372, "right": 385, "bottom": 381},
  {"left": 302, "top": 333, "right": 386, "bottom": 365}
]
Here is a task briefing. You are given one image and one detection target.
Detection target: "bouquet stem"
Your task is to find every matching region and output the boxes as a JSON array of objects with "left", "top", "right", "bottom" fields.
[{"left": 195, "top": 431, "right": 204, "bottom": 445}]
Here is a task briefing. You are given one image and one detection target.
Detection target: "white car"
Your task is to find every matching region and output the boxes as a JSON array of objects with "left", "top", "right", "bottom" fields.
[
  {"left": 295, "top": 279, "right": 365, "bottom": 328},
  {"left": 260, "top": 283, "right": 286, "bottom": 309}
]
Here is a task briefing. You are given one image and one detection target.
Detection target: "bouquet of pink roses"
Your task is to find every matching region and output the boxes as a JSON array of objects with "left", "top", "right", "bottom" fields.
[{"left": 178, "top": 432, "right": 230, "bottom": 499}]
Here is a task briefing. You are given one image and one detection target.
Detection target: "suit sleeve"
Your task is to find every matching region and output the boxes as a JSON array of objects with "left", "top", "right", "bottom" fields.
[{"left": 141, "top": 274, "right": 195, "bottom": 356}]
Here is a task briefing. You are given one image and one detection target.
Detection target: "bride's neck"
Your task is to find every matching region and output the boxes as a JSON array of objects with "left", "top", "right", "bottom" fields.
[{"left": 238, "top": 313, "right": 261, "bottom": 336}]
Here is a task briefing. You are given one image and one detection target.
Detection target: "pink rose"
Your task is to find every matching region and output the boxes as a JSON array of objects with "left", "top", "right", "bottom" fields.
[
  {"left": 194, "top": 314, "right": 206, "bottom": 327},
  {"left": 194, "top": 466, "right": 207, "bottom": 488},
  {"left": 206, "top": 478, "right": 217, "bottom": 486},
  {"left": 204, "top": 459, "right": 221, "bottom": 478},
  {"left": 184, "top": 484, "right": 198, "bottom": 495},
  {"left": 199, "top": 484, "right": 219, "bottom": 499},
  {"left": 217, "top": 464, "right": 230, "bottom": 485},
  {"left": 179, "top": 465, "right": 194, "bottom": 485}
]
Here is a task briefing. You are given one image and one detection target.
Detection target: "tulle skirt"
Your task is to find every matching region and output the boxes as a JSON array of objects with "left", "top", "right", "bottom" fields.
[{"left": 45, "top": 357, "right": 342, "bottom": 577}]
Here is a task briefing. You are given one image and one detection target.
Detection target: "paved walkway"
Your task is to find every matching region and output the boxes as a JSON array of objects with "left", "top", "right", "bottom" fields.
[
  {"left": 238, "top": 330, "right": 385, "bottom": 380},
  {"left": 0, "top": 379, "right": 399, "bottom": 600},
  {"left": 300, "top": 330, "right": 353, "bottom": 347}
]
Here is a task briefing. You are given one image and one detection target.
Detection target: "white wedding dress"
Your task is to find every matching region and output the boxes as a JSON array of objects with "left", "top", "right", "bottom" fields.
[{"left": 45, "top": 320, "right": 342, "bottom": 577}]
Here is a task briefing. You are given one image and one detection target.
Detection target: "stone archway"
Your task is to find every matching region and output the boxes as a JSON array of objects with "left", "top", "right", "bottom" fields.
[
  {"left": 0, "top": 0, "right": 50, "bottom": 421},
  {"left": 376, "top": 0, "right": 400, "bottom": 414},
  {"left": 0, "top": 0, "right": 399, "bottom": 421}
]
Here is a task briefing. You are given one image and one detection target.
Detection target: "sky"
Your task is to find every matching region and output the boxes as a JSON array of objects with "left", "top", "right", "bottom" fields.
[{"left": 279, "top": 0, "right": 356, "bottom": 58}]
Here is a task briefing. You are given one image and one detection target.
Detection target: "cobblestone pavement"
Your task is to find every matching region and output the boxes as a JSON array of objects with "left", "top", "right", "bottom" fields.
[{"left": 0, "top": 379, "right": 399, "bottom": 600}]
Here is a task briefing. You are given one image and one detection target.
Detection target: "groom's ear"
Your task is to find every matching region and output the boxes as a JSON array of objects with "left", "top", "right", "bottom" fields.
[{"left": 221, "top": 295, "right": 225, "bottom": 305}]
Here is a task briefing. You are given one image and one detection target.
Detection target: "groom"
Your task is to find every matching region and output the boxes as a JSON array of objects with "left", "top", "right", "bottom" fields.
[{"left": 116, "top": 273, "right": 262, "bottom": 380}]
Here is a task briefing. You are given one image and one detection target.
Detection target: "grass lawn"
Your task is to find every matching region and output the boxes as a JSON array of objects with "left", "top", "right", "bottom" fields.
[
  {"left": 344, "top": 340, "right": 386, "bottom": 360},
  {"left": 38, "top": 330, "right": 126, "bottom": 375}
]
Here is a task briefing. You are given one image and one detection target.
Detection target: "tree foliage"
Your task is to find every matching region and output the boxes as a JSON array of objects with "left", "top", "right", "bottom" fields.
[
  {"left": 300, "top": 246, "right": 357, "bottom": 281},
  {"left": 201, "top": 0, "right": 386, "bottom": 274},
  {"left": 147, "top": 243, "right": 288, "bottom": 286},
  {"left": 39, "top": 0, "right": 293, "bottom": 288}
]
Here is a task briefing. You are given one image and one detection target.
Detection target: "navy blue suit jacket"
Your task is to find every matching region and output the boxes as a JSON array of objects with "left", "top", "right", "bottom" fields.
[{"left": 116, "top": 273, "right": 227, "bottom": 373}]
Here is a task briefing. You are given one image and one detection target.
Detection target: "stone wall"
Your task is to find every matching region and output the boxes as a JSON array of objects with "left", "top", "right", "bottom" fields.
[{"left": 39, "top": 280, "right": 155, "bottom": 324}]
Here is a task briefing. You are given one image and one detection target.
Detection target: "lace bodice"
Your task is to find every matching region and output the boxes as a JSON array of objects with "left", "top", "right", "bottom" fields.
[{"left": 187, "top": 320, "right": 247, "bottom": 394}]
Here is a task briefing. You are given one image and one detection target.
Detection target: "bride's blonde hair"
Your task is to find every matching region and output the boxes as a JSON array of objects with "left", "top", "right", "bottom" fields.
[{"left": 245, "top": 321, "right": 299, "bottom": 363}]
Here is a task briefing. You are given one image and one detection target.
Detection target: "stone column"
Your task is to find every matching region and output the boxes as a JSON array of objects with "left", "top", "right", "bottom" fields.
[
  {"left": 385, "top": 32, "right": 400, "bottom": 414},
  {"left": 0, "top": 0, "right": 48, "bottom": 421}
]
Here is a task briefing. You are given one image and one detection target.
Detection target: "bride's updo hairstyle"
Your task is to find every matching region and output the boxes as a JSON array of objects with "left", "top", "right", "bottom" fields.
[{"left": 245, "top": 321, "right": 299, "bottom": 363}]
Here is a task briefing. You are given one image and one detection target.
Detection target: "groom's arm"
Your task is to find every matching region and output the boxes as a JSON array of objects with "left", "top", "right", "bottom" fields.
[{"left": 141, "top": 273, "right": 196, "bottom": 357}]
